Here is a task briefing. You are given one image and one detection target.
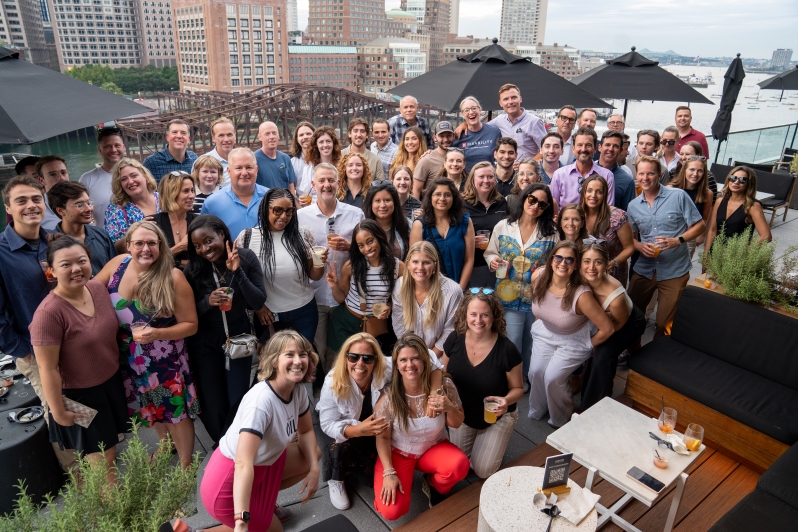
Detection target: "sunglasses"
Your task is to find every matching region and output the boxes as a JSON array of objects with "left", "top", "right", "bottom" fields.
[
  {"left": 269, "top": 206, "right": 295, "bottom": 217},
  {"left": 728, "top": 175, "right": 748, "bottom": 185},
  {"left": 167, "top": 170, "right": 191, "bottom": 179},
  {"left": 446, "top": 147, "right": 464, "bottom": 153},
  {"left": 661, "top": 140, "right": 677, "bottom": 146},
  {"left": 469, "top": 288, "right": 494, "bottom": 295},
  {"left": 526, "top": 195, "right": 550, "bottom": 211},
  {"left": 372, "top": 179, "right": 395, "bottom": 188},
  {"left": 346, "top": 352, "right": 376, "bottom": 364},
  {"left": 552, "top": 254, "right": 576, "bottom": 266},
  {"left": 684, "top": 155, "right": 707, "bottom": 162}
]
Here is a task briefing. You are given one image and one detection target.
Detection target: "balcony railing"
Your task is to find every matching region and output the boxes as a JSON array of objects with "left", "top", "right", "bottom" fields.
[{"left": 711, "top": 121, "right": 798, "bottom": 166}]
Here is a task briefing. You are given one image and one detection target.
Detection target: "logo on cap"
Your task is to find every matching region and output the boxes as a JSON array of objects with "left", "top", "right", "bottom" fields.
[{"left": 436, "top": 121, "right": 453, "bottom": 134}]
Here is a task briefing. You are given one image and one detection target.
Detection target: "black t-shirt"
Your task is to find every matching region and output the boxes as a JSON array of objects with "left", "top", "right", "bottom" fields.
[
  {"left": 444, "top": 332, "right": 522, "bottom": 430},
  {"left": 463, "top": 197, "right": 509, "bottom": 270}
]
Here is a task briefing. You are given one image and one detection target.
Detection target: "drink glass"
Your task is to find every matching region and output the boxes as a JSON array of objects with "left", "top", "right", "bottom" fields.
[
  {"left": 311, "top": 246, "right": 326, "bottom": 268},
  {"left": 658, "top": 407, "right": 677, "bottom": 433},
  {"left": 40, "top": 261, "right": 56, "bottom": 283},
  {"left": 476, "top": 230, "right": 490, "bottom": 250},
  {"left": 219, "top": 287, "right": 234, "bottom": 312},
  {"left": 298, "top": 189, "right": 312, "bottom": 206},
  {"left": 483, "top": 397, "right": 499, "bottom": 424},
  {"left": 371, "top": 297, "right": 388, "bottom": 318},
  {"left": 496, "top": 260, "right": 509, "bottom": 279},
  {"left": 653, "top": 441, "right": 674, "bottom": 469},
  {"left": 684, "top": 423, "right": 704, "bottom": 451},
  {"left": 131, "top": 320, "right": 150, "bottom": 343},
  {"left": 327, "top": 224, "right": 339, "bottom": 248}
]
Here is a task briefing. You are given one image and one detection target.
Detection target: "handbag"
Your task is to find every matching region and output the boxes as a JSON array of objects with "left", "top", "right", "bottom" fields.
[{"left": 213, "top": 271, "right": 258, "bottom": 370}]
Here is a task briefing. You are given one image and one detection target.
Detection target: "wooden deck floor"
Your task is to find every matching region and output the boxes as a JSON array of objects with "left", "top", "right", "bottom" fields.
[{"left": 394, "top": 441, "right": 759, "bottom": 532}]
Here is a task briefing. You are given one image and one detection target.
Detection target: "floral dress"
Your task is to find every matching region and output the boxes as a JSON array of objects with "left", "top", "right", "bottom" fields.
[
  {"left": 593, "top": 207, "right": 629, "bottom": 285},
  {"left": 104, "top": 192, "right": 160, "bottom": 242},
  {"left": 108, "top": 256, "right": 199, "bottom": 427}
]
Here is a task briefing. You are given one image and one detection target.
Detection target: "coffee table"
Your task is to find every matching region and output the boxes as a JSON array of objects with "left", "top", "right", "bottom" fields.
[{"left": 546, "top": 398, "right": 705, "bottom": 532}]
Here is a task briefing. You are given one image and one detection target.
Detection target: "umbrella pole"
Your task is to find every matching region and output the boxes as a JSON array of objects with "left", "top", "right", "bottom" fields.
[
  {"left": 623, "top": 99, "right": 628, "bottom": 120},
  {"left": 780, "top": 89, "right": 784, "bottom": 102},
  {"left": 714, "top": 139, "right": 723, "bottom": 164}
]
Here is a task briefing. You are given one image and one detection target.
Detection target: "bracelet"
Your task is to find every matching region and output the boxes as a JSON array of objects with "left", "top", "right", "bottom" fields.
[{"left": 383, "top": 471, "right": 397, "bottom": 478}]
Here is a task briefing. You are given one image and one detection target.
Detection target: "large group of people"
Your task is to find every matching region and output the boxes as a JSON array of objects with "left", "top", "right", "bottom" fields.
[{"left": 2, "top": 89, "right": 775, "bottom": 532}]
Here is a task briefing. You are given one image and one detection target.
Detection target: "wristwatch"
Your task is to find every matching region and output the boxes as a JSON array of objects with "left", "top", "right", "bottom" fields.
[
  {"left": 234, "top": 511, "right": 250, "bottom": 523},
  {"left": 678, "top": 235, "right": 685, "bottom": 244}
]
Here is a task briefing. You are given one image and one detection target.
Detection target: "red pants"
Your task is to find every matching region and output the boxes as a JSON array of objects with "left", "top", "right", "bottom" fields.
[{"left": 373, "top": 440, "right": 470, "bottom": 521}]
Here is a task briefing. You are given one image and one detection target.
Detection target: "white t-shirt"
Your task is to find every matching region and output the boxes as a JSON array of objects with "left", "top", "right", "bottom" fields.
[
  {"left": 79, "top": 166, "right": 113, "bottom": 229},
  {"left": 239, "top": 228, "right": 315, "bottom": 313},
  {"left": 220, "top": 380, "right": 310, "bottom": 466}
]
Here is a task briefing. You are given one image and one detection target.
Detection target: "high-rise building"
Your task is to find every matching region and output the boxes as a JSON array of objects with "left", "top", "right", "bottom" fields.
[
  {"left": 499, "top": 0, "right": 547, "bottom": 45},
  {"left": 401, "top": 0, "right": 449, "bottom": 69},
  {"left": 38, "top": 0, "right": 49, "bottom": 22},
  {"left": 172, "top": 0, "right": 290, "bottom": 93},
  {"left": 306, "top": 0, "right": 406, "bottom": 47},
  {"left": 0, "top": 0, "right": 50, "bottom": 67},
  {"left": 448, "top": 0, "right": 458, "bottom": 35},
  {"left": 771, "top": 48, "right": 793, "bottom": 71},
  {"left": 136, "top": 0, "right": 177, "bottom": 67},
  {"left": 358, "top": 37, "right": 424, "bottom": 95},
  {"left": 48, "top": 0, "right": 141, "bottom": 69},
  {"left": 288, "top": 44, "right": 358, "bottom": 90},
  {"left": 285, "top": 0, "right": 297, "bottom": 31}
]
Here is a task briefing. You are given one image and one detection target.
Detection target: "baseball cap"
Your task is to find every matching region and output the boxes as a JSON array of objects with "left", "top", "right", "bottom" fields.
[{"left": 435, "top": 121, "right": 453, "bottom": 134}]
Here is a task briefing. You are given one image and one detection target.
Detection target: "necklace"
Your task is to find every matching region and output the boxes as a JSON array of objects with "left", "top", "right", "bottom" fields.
[
  {"left": 212, "top": 263, "right": 229, "bottom": 284},
  {"left": 466, "top": 334, "right": 493, "bottom": 358},
  {"left": 55, "top": 287, "right": 89, "bottom": 305}
]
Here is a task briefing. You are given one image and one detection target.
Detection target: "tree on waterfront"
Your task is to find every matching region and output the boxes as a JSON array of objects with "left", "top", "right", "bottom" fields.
[{"left": 64, "top": 64, "right": 179, "bottom": 95}]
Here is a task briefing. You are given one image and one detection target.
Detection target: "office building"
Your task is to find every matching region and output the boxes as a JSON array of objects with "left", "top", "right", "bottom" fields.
[
  {"left": 448, "top": 0, "right": 458, "bottom": 35},
  {"left": 499, "top": 0, "right": 547, "bottom": 46},
  {"left": 137, "top": 0, "right": 177, "bottom": 67},
  {"left": 285, "top": 0, "right": 296, "bottom": 31},
  {"left": 0, "top": 0, "right": 50, "bottom": 67},
  {"left": 358, "top": 37, "right": 424, "bottom": 95},
  {"left": 771, "top": 48, "right": 793, "bottom": 70},
  {"left": 288, "top": 44, "right": 358, "bottom": 90},
  {"left": 401, "top": 0, "right": 448, "bottom": 69},
  {"left": 172, "top": 0, "right": 289, "bottom": 93},
  {"left": 306, "top": 0, "right": 406, "bottom": 47}
]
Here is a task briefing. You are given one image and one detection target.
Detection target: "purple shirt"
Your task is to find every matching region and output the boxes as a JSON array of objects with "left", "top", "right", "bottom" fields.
[
  {"left": 489, "top": 109, "right": 547, "bottom": 159},
  {"left": 550, "top": 162, "right": 615, "bottom": 207}
]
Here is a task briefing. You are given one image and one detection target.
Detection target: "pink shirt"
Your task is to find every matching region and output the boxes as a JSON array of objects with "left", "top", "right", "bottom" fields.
[{"left": 532, "top": 282, "right": 592, "bottom": 336}]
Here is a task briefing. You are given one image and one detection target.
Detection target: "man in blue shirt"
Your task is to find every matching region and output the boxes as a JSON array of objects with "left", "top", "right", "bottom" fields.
[
  {"left": 455, "top": 96, "right": 502, "bottom": 173},
  {"left": 597, "top": 130, "right": 636, "bottom": 211},
  {"left": 143, "top": 119, "right": 198, "bottom": 182},
  {"left": 201, "top": 148, "right": 268, "bottom": 239},
  {"left": 626, "top": 156, "right": 705, "bottom": 346},
  {"left": 254, "top": 121, "right": 296, "bottom": 193}
]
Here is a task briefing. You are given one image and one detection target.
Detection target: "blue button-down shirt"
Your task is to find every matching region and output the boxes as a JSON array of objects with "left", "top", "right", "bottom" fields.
[
  {"left": 371, "top": 140, "right": 399, "bottom": 176},
  {"left": 200, "top": 184, "right": 268, "bottom": 239},
  {"left": 143, "top": 146, "right": 198, "bottom": 182},
  {"left": 627, "top": 185, "right": 702, "bottom": 281},
  {"left": 389, "top": 114, "right": 435, "bottom": 150},
  {"left": 0, "top": 224, "right": 52, "bottom": 359},
  {"left": 54, "top": 222, "right": 117, "bottom": 277},
  {"left": 608, "top": 164, "right": 636, "bottom": 212},
  {"left": 489, "top": 109, "right": 547, "bottom": 159},
  {"left": 550, "top": 161, "right": 616, "bottom": 207},
  {"left": 539, "top": 161, "right": 563, "bottom": 185}
]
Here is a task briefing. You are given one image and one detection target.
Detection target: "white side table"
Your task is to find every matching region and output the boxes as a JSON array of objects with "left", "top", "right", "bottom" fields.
[{"left": 478, "top": 466, "right": 598, "bottom": 532}]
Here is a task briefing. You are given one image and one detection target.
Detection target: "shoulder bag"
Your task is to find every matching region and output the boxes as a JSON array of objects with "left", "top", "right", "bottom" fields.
[{"left": 213, "top": 271, "right": 258, "bottom": 370}]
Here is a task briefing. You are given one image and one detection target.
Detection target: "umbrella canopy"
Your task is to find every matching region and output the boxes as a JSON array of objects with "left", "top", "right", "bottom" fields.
[
  {"left": 390, "top": 39, "right": 610, "bottom": 112},
  {"left": 0, "top": 47, "right": 151, "bottom": 144},
  {"left": 571, "top": 47, "right": 713, "bottom": 117},
  {"left": 758, "top": 65, "right": 798, "bottom": 101},
  {"left": 711, "top": 54, "right": 746, "bottom": 147}
]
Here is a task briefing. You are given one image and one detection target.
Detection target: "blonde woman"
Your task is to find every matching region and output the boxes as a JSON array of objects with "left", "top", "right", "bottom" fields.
[
  {"left": 153, "top": 170, "right": 196, "bottom": 267},
  {"left": 94, "top": 220, "right": 199, "bottom": 468},
  {"left": 337, "top": 151, "right": 373, "bottom": 209},
  {"left": 317, "top": 333, "right": 390, "bottom": 510},
  {"left": 191, "top": 154, "right": 224, "bottom": 213},
  {"left": 199, "top": 330, "right": 321, "bottom": 532},
  {"left": 105, "top": 157, "right": 159, "bottom": 250},
  {"left": 390, "top": 127, "right": 427, "bottom": 175},
  {"left": 392, "top": 241, "right": 463, "bottom": 358}
]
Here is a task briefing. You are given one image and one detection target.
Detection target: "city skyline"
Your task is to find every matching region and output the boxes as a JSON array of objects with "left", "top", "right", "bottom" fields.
[{"left": 296, "top": 0, "right": 797, "bottom": 60}]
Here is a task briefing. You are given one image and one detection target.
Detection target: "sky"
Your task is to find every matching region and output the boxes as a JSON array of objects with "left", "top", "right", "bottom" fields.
[{"left": 296, "top": 0, "right": 798, "bottom": 60}]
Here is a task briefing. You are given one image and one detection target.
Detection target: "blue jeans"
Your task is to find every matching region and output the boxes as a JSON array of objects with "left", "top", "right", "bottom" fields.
[
  {"left": 505, "top": 309, "right": 535, "bottom": 381},
  {"left": 274, "top": 297, "right": 320, "bottom": 346}
]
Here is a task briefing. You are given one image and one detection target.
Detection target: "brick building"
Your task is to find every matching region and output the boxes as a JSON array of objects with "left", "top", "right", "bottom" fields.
[
  {"left": 306, "top": 0, "right": 406, "bottom": 47},
  {"left": 357, "top": 36, "right": 424, "bottom": 96},
  {"left": 288, "top": 44, "right": 358, "bottom": 91}
]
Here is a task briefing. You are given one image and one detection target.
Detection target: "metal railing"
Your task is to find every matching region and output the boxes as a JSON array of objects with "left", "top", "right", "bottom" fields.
[{"left": 712, "top": 121, "right": 798, "bottom": 166}]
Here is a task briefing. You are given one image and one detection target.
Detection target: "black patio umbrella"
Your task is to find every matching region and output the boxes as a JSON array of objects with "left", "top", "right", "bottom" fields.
[
  {"left": 0, "top": 47, "right": 151, "bottom": 144},
  {"left": 758, "top": 65, "right": 798, "bottom": 102},
  {"left": 571, "top": 46, "right": 713, "bottom": 118},
  {"left": 389, "top": 39, "right": 610, "bottom": 113},
  {"left": 711, "top": 54, "right": 746, "bottom": 162}
]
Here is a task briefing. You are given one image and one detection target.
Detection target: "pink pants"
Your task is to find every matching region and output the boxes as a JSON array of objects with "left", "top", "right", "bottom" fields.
[{"left": 200, "top": 447, "right": 287, "bottom": 532}]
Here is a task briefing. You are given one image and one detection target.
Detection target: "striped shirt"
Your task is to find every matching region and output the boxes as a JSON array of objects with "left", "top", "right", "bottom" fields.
[{"left": 345, "top": 259, "right": 399, "bottom": 316}]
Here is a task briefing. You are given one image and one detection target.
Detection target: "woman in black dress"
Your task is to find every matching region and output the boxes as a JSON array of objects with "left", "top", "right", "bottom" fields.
[
  {"left": 705, "top": 166, "right": 772, "bottom": 253},
  {"left": 153, "top": 170, "right": 196, "bottom": 268}
]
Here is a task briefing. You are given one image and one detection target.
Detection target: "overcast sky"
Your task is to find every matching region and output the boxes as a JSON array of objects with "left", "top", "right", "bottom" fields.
[{"left": 297, "top": 0, "right": 797, "bottom": 59}]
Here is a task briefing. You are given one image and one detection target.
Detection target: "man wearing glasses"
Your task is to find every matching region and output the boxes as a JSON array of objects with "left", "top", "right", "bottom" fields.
[
  {"left": 413, "top": 121, "right": 455, "bottom": 199},
  {"left": 488, "top": 84, "right": 547, "bottom": 159},
  {"left": 555, "top": 105, "right": 577, "bottom": 165},
  {"left": 674, "top": 106, "right": 709, "bottom": 156},
  {"left": 607, "top": 114, "right": 625, "bottom": 133},
  {"left": 550, "top": 127, "right": 615, "bottom": 207},
  {"left": 80, "top": 127, "right": 125, "bottom": 229},
  {"left": 48, "top": 181, "right": 116, "bottom": 276}
]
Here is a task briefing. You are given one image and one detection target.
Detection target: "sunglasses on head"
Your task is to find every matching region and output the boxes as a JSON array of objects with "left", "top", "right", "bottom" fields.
[
  {"left": 446, "top": 147, "right": 464, "bottom": 153},
  {"left": 729, "top": 175, "right": 748, "bottom": 185},
  {"left": 346, "top": 352, "right": 376, "bottom": 364},
  {"left": 469, "top": 288, "right": 494, "bottom": 295},
  {"left": 526, "top": 194, "right": 550, "bottom": 211},
  {"left": 685, "top": 155, "right": 707, "bottom": 162},
  {"left": 372, "top": 179, "right": 395, "bottom": 188},
  {"left": 167, "top": 170, "right": 191, "bottom": 179},
  {"left": 552, "top": 254, "right": 576, "bottom": 266}
]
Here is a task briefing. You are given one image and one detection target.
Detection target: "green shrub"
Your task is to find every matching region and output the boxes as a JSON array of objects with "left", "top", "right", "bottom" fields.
[{"left": 0, "top": 424, "right": 199, "bottom": 532}]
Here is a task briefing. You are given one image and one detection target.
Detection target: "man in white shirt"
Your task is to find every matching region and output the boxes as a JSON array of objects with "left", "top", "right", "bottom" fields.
[
  {"left": 555, "top": 105, "right": 577, "bottom": 165},
  {"left": 297, "top": 163, "right": 364, "bottom": 373},
  {"left": 202, "top": 117, "right": 236, "bottom": 186},
  {"left": 79, "top": 127, "right": 125, "bottom": 229}
]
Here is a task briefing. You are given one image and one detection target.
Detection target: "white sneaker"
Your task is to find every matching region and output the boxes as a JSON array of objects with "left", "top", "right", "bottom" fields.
[{"left": 328, "top": 480, "right": 350, "bottom": 510}]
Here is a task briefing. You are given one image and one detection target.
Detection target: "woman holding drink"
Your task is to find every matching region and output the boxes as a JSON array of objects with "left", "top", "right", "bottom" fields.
[
  {"left": 442, "top": 290, "right": 523, "bottom": 478},
  {"left": 363, "top": 181, "right": 410, "bottom": 260},
  {"left": 326, "top": 220, "right": 405, "bottom": 355},
  {"left": 392, "top": 241, "right": 463, "bottom": 359},
  {"left": 183, "top": 215, "right": 267, "bottom": 442},
  {"left": 463, "top": 162, "right": 509, "bottom": 289},
  {"left": 95, "top": 220, "right": 199, "bottom": 468},
  {"left": 667, "top": 155, "right": 713, "bottom": 257},
  {"left": 484, "top": 183, "right": 559, "bottom": 391}
]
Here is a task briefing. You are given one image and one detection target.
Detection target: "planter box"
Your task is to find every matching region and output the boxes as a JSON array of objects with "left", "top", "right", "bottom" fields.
[{"left": 692, "top": 273, "right": 798, "bottom": 321}]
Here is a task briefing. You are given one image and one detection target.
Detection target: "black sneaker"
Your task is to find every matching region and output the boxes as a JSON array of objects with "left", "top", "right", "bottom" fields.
[
  {"left": 422, "top": 475, "right": 446, "bottom": 508},
  {"left": 618, "top": 351, "right": 630, "bottom": 366}
]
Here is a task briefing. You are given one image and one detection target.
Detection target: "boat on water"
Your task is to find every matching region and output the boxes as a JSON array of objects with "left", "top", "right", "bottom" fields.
[
  {"left": 1, "top": 153, "right": 31, "bottom": 182},
  {"left": 679, "top": 74, "right": 710, "bottom": 88},
  {"left": 747, "top": 105, "right": 761, "bottom": 110},
  {"left": 783, "top": 102, "right": 795, "bottom": 105}
]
